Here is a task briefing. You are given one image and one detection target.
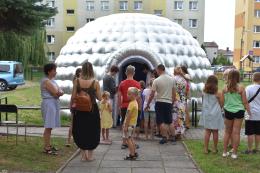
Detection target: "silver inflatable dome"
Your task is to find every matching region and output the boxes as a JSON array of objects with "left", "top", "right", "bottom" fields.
[{"left": 55, "top": 13, "right": 212, "bottom": 106}]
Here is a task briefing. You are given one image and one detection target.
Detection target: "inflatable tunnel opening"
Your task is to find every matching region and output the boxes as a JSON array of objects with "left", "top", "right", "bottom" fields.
[{"left": 118, "top": 56, "right": 153, "bottom": 84}]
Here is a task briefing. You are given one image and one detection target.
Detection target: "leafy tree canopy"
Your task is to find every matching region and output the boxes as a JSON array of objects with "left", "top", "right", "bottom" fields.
[
  {"left": 0, "top": 0, "right": 57, "bottom": 35},
  {"left": 212, "top": 53, "right": 232, "bottom": 66}
]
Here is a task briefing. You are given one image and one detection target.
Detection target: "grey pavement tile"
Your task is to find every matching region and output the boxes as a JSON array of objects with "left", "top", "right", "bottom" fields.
[
  {"left": 97, "top": 168, "right": 131, "bottom": 173},
  {"left": 103, "top": 154, "right": 125, "bottom": 160},
  {"left": 131, "top": 161, "right": 163, "bottom": 168},
  {"left": 165, "top": 168, "right": 200, "bottom": 173},
  {"left": 132, "top": 168, "right": 165, "bottom": 173},
  {"left": 67, "top": 158, "right": 102, "bottom": 167},
  {"left": 138, "top": 154, "right": 162, "bottom": 161},
  {"left": 100, "top": 160, "right": 132, "bottom": 168},
  {"left": 163, "top": 160, "right": 196, "bottom": 168},
  {"left": 62, "top": 167, "right": 98, "bottom": 173},
  {"left": 162, "top": 156, "right": 191, "bottom": 161}
]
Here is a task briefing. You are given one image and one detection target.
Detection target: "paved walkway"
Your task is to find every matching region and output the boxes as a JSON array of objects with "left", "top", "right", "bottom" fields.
[{"left": 61, "top": 130, "right": 200, "bottom": 173}]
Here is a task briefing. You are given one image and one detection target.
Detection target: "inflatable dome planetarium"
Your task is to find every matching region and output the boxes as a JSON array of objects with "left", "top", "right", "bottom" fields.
[{"left": 55, "top": 13, "right": 212, "bottom": 106}]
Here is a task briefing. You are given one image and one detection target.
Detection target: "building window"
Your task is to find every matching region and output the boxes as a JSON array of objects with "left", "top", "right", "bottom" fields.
[
  {"left": 67, "top": 26, "right": 75, "bottom": 32},
  {"left": 101, "top": 1, "right": 109, "bottom": 10},
  {"left": 119, "top": 1, "right": 128, "bottom": 11},
  {"left": 46, "top": 18, "right": 55, "bottom": 27},
  {"left": 86, "top": 18, "right": 95, "bottom": 23},
  {"left": 254, "top": 56, "right": 260, "bottom": 63},
  {"left": 47, "top": 52, "right": 55, "bottom": 61},
  {"left": 255, "top": 10, "right": 260, "bottom": 18},
  {"left": 154, "top": 10, "right": 162, "bottom": 16},
  {"left": 254, "top": 25, "right": 260, "bottom": 33},
  {"left": 67, "top": 9, "right": 75, "bottom": 14},
  {"left": 134, "top": 1, "right": 142, "bottom": 10},
  {"left": 253, "top": 40, "right": 260, "bottom": 48},
  {"left": 174, "top": 1, "right": 183, "bottom": 10},
  {"left": 46, "top": 35, "right": 55, "bottom": 44},
  {"left": 86, "top": 1, "right": 94, "bottom": 11},
  {"left": 189, "top": 1, "right": 198, "bottom": 10},
  {"left": 174, "top": 19, "right": 183, "bottom": 25},
  {"left": 189, "top": 19, "right": 198, "bottom": 28},
  {"left": 47, "top": 0, "right": 55, "bottom": 8}
]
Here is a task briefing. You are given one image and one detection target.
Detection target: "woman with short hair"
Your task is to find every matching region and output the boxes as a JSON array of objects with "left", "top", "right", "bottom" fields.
[{"left": 41, "top": 63, "right": 64, "bottom": 155}]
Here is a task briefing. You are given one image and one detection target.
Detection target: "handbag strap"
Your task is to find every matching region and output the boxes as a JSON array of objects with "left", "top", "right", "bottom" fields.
[{"left": 248, "top": 87, "right": 260, "bottom": 103}]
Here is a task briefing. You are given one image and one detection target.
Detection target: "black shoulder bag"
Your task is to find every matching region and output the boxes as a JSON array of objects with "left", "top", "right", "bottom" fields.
[{"left": 248, "top": 88, "right": 260, "bottom": 103}]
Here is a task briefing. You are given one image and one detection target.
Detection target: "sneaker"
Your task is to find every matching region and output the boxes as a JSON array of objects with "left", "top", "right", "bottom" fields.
[
  {"left": 244, "top": 150, "right": 253, "bottom": 154},
  {"left": 124, "top": 154, "right": 137, "bottom": 161},
  {"left": 231, "top": 153, "right": 238, "bottom": 159},
  {"left": 222, "top": 152, "right": 230, "bottom": 158},
  {"left": 135, "top": 144, "right": 140, "bottom": 149},
  {"left": 121, "top": 144, "right": 128, "bottom": 149},
  {"left": 159, "top": 138, "right": 167, "bottom": 144}
]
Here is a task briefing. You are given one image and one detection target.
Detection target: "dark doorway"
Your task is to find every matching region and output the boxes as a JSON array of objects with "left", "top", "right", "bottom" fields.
[{"left": 121, "top": 62, "right": 149, "bottom": 83}]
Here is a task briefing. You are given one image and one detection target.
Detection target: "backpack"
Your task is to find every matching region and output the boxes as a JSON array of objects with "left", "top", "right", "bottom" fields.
[{"left": 74, "top": 79, "right": 95, "bottom": 112}]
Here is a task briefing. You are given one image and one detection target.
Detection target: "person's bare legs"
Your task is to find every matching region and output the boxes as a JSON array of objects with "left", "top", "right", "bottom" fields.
[
  {"left": 144, "top": 115, "right": 149, "bottom": 139},
  {"left": 160, "top": 123, "right": 167, "bottom": 138},
  {"left": 185, "top": 104, "right": 190, "bottom": 128},
  {"left": 247, "top": 135, "right": 254, "bottom": 151},
  {"left": 204, "top": 129, "right": 211, "bottom": 153},
  {"left": 80, "top": 150, "right": 87, "bottom": 161},
  {"left": 67, "top": 126, "right": 72, "bottom": 145},
  {"left": 105, "top": 129, "right": 110, "bottom": 141},
  {"left": 255, "top": 135, "right": 260, "bottom": 151},
  {"left": 232, "top": 118, "right": 243, "bottom": 155},
  {"left": 43, "top": 128, "right": 52, "bottom": 149},
  {"left": 150, "top": 116, "right": 155, "bottom": 139},
  {"left": 88, "top": 150, "right": 94, "bottom": 161},
  {"left": 212, "top": 130, "right": 219, "bottom": 153},
  {"left": 223, "top": 119, "right": 234, "bottom": 154},
  {"left": 101, "top": 128, "right": 106, "bottom": 141},
  {"left": 126, "top": 137, "right": 135, "bottom": 156},
  {"left": 169, "top": 123, "right": 176, "bottom": 140}
]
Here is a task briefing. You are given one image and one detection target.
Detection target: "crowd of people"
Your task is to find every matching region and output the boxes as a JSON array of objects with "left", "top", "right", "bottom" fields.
[{"left": 39, "top": 61, "right": 260, "bottom": 161}]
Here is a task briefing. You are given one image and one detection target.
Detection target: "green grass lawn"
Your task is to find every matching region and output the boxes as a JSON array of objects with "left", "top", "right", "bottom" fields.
[
  {"left": 0, "top": 136, "right": 77, "bottom": 172},
  {"left": 0, "top": 81, "right": 70, "bottom": 126},
  {"left": 185, "top": 140, "right": 260, "bottom": 173}
]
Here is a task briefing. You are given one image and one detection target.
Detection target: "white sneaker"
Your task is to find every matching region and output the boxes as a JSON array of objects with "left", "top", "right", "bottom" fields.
[
  {"left": 231, "top": 153, "right": 238, "bottom": 159},
  {"left": 222, "top": 152, "right": 230, "bottom": 157},
  {"left": 229, "top": 148, "right": 234, "bottom": 153}
]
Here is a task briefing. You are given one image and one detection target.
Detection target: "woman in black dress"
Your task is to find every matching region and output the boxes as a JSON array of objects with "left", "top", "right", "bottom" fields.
[{"left": 71, "top": 62, "right": 101, "bottom": 161}]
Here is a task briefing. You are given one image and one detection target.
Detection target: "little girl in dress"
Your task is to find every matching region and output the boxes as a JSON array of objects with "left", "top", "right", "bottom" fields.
[{"left": 100, "top": 91, "right": 113, "bottom": 144}]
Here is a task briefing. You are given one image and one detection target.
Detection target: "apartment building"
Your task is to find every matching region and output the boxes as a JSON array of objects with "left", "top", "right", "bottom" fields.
[
  {"left": 44, "top": 0, "right": 205, "bottom": 61},
  {"left": 234, "top": 0, "right": 260, "bottom": 71}
]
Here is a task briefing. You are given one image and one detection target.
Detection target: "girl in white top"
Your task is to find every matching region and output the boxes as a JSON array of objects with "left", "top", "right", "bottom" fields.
[
  {"left": 143, "top": 79, "right": 156, "bottom": 139},
  {"left": 245, "top": 72, "right": 260, "bottom": 154}
]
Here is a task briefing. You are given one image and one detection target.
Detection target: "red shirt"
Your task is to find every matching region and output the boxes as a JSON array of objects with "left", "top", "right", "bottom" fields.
[{"left": 118, "top": 79, "right": 141, "bottom": 108}]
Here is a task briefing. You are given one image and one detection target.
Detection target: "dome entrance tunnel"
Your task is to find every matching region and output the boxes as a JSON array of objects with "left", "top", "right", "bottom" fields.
[{"left": 55, "top": 13, "right": 213, "bottom": 107}]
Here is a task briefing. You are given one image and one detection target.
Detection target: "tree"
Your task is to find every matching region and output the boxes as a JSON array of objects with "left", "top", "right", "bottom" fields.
[
  {"left": 0, "top": 0, "right": 57, "bottom": 72},
  {"left": 0, "top": 0, "right": 57, "bottom": 34},
  {"left": 211, "top": 54, "right": 232, "bottom": 65}
]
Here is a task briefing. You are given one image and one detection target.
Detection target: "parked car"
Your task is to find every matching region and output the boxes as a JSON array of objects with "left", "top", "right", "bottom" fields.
[
  {"left": 253, "top": 67, "right": 260, "bottom": 73},
  {"left": 0, "top": 61, "right": 25, "bottom": 91}
]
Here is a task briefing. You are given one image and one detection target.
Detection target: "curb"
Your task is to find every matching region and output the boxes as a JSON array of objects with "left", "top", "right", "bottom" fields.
[
  {"left": 182, "top": 141, "right": 204, "bottom": 173},
  {"left": 56, "top": 148, "right": 80, "bottom": 173}
]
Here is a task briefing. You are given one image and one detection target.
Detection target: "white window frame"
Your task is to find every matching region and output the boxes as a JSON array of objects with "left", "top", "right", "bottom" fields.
[
  {"left": 101, "top": 1, "right": 109, "bottom": 11},
  {"left": 174, "top": 19, "right": 183, "bottom": 25},
  {"left": 134, "top": 1, "right": 143, "bottom": 10},
  {"left": 46, "top": 17, "right": 55, "bottom": 27},
  {"left": 47, "top": 0, "right": 55, "bottom": 8},
  {"left": 174, "top": 1, "right": 183, "bottom": 10},
  {"left": 86, "top": 1, "right": 94, "bottom": 11},
  {"left": 119, "top": 1, "right": 128, "bottom": 11},
  {"left": 255, "top": 10, "right": 260, "bottom": 18},
  {"left": 47, "top": 35, "right": 55, "bottom": 44},
  {"left": 47, "top": 52, "right": 55, "bottom": 61},
  {"left": 189, "top": 1, "right": 198, "bottom": 10},
  {"left": 86, "top": 18, "right": 95, "bottom": 23},
  {"left": 253, "top": 40, "right": 260, "bottom": 48},
  {"left": 254, "top": 25, "right": 260, "bottom": 33},
  {"left": 189, "top": 19, "right": 198, "bottom": 28}
]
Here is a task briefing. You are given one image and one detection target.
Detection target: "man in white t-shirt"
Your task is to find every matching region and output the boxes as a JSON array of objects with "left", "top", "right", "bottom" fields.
[
  {"left": 245, "top": 72, "right": 260, "bottom": 154},
  {"left": 145, "top": 64, "right": 176, "bottom": 144}
]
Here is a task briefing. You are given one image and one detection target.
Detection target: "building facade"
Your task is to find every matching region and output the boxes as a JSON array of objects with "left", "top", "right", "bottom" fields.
[
  {"left": 202, "top": 42, "right": 218, "bottom": 63},
  {"left": 234, "top": 0, "right": 260, "bottom": 71},
  {"left": 45, "top": 0, "right": 205, "bottom": 61}
]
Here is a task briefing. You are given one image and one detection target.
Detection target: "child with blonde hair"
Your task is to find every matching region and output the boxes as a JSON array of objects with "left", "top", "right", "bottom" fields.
[
  {"left": 123, "top": 87, "right": 139, "bottom": 160},
  {"left": 100, "top": 91, "right": 113, "bottom": 144}
]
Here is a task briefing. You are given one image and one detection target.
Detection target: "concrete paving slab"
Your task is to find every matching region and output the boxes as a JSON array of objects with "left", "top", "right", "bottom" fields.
[{"left": 132, "top": 168, "right": 165, "bottom": 173}]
